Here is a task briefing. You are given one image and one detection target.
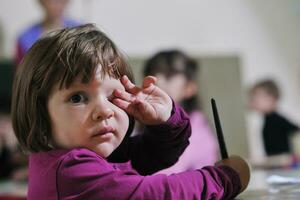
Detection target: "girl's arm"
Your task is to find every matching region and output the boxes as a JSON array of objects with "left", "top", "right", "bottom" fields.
[
  {"left": 108, "top": 102, "right": 191, "bottom": 175},
  {"left": 57, "top": 149, "right": 242, "bottom": 200}
]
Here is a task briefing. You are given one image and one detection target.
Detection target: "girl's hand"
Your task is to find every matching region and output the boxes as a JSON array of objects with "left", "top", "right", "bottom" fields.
[{"left": 113, "top": 75, "right": 172, "bottom": 125}]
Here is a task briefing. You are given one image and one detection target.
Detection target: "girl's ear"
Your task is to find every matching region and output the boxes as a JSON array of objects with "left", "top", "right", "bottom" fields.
[{"left": 184, "top": 82, "right": 198, "bottom": 99}]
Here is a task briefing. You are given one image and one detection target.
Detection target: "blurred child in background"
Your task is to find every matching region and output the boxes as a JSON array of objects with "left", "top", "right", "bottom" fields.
[
  {"left": 0, "top": 102, "right": 28, "bottom": 181},
  {"left": 249, "top": 79, "right": 299, "bottom": 156},
  {"left": 143, "top": 50, "right": 219, "bottom": 174},
  {"left": 15, "top": 0, "right": 80, "bottom": 65},
  {"left": 0, "top": 105, "right": 14, "bottom": 179}
]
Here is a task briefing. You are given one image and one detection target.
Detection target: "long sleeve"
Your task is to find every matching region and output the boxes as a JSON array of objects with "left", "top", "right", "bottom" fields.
[
  {"left": 56, "top": 149, "right": 241, "bottom": 200},
  {"left": 263, "top": 112, "right": 299, "bottom": 155},
  {"left": 107, "top": 102, "right": 191, "bottom": 175}
]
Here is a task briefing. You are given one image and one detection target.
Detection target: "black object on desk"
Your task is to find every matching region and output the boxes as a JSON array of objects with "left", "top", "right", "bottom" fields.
[{"left": 211, "top": 98, "right": 228, "bottom": 159}]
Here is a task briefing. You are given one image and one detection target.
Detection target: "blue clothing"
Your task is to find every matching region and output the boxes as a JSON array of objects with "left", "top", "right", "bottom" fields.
[{"left": 16, "top": 19, "right": 80, "bottom": 64}]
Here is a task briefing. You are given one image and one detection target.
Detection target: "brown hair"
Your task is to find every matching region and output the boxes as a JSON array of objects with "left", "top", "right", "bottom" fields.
[
  {"left": 250, "top": 79, "right": 280, "bottom": 100},
  {"left": 11, "top": 24, "right": 134, "bottom": 152}
]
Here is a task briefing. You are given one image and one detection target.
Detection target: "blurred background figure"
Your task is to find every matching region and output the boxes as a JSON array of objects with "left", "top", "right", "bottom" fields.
[
  {"left": 143, "top": 50, "right": 218, "bottom": 174},
  {"left": 0, "top": 106, "right": 14, "bottom": 179},
  {"left": 0, "top": 55, "right": 16, "bottom": 180},
  {"left": 249, "top": 79, "right": 299, "bottom": 157},
  {"left": 0, "top": 101, "right": 28, "bottom": 181},
  {"left": 15, "top": 0, "right": 80, "bottom": 66}
]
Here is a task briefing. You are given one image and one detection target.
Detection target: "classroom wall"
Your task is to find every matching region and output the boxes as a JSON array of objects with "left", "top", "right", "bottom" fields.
[{"left": 1, "top": 0, "right": 300, "bottom": 159}]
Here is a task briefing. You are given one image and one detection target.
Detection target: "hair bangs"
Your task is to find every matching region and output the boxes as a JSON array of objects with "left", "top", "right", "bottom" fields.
[{"left": 54, "top": 31, "right": 130, "bottom": 90}]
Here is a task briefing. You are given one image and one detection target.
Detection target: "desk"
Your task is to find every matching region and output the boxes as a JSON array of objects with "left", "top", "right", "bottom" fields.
[
  {"left": 0, "top": 180, "right": 27, "bottom": 198},
  {"left": 237, "top": 168, "right": 300, "bottom": 199}
]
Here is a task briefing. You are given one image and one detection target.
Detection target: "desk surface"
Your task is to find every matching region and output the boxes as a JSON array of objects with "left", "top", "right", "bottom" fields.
[
  {"left": 0, "top": 181, "right": 27, "bottom": 197},
  {"left": 238, "top": 168, "right": 300, "bottom": 199}
]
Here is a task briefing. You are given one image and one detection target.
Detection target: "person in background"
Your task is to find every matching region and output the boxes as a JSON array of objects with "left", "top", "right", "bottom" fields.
[
  {"left": 12, "top": 24, "right": 250, "bottom": 199},
  {"left": 143, "top": 50, "right": 219, "bottom": 174},
  {"left": 0, "top": 101, "right": 28, "bottom": 181},
  {"left": 15, "top": 0, "right": 80, "bottom": 66},
  {"left": 0, "top": 104, "right": 14, "bottom": 179},
  {"left": 249, "top": 79, "right": 299, "bottom": 156}
]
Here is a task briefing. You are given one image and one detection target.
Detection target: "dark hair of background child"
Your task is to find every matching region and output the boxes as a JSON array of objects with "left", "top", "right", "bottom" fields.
[{"left": 143, "top": 50, "right": 201, "bottom": 113}]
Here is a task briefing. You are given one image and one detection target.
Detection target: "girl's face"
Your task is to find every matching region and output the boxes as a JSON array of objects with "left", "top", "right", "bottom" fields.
[{"left": 47, "top": 66, "right": 129, "bottom": 158}]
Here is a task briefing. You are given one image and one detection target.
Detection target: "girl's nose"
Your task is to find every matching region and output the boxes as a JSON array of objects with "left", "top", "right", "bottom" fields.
[{"left": 92, "top": 104, "right": 114, "bottom": 121}]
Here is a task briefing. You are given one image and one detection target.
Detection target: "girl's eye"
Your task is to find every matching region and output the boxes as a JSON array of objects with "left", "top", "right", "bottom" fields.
[{"left": 69, "top": 93, "right": 87, "bottom": 104}]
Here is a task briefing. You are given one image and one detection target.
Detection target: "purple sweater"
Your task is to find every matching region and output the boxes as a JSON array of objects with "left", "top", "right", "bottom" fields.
[{"left": 28, "top": 104, "right": 241, "bottom": 199}]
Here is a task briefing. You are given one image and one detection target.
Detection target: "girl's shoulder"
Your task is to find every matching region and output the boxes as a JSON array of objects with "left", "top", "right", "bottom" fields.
[
  {"left": 59, "top": 148, "right": 106, "bottom": 164},
  {"left": 30, "top": 148, "right": 106, "bottom": 168},
  {"left": 56, "top": 148, "right": 113, "bottom": 173}
]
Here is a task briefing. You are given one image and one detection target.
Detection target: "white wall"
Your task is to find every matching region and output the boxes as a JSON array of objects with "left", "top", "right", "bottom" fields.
[{"left": 1, "top": 0, "right": 300, "bottom": 159}]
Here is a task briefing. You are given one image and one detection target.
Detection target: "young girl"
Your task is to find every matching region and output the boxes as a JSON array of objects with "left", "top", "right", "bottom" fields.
[
  {"left": 12, "top": 24, "right": 250, "bottom": 199},
  {"left": 143, "top": 50, "right": 218, "bottom": 173}
]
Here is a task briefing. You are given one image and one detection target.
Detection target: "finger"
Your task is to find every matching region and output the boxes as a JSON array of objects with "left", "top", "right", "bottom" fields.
[
  {"left": 121, "top": 75, "right": 140, "bottom": 94},
  {"left": 132, "top": 98, "right": 143, "bottom": 105},
  {"left": 143, "top": 84, "right": 157, "bottom": 95},
  {"left": 112, "top": 98, "right": 130, "bottom": 111},
  {"left": 132, "top": 98, "right": 152, "bottom": 115},
  {"left": 113, "top": 98, "right": 139, "bottom": 117},
  {"left": 142, "top": 76, "right": 157, "bottom": 89},
  {"left": 114, "top": 89, "right": 135, "bottom": 102}
]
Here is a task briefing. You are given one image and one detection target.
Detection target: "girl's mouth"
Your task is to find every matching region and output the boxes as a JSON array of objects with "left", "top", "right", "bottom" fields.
[{"left": 92, "top": 126, "right": 115, "bottom": 137}]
